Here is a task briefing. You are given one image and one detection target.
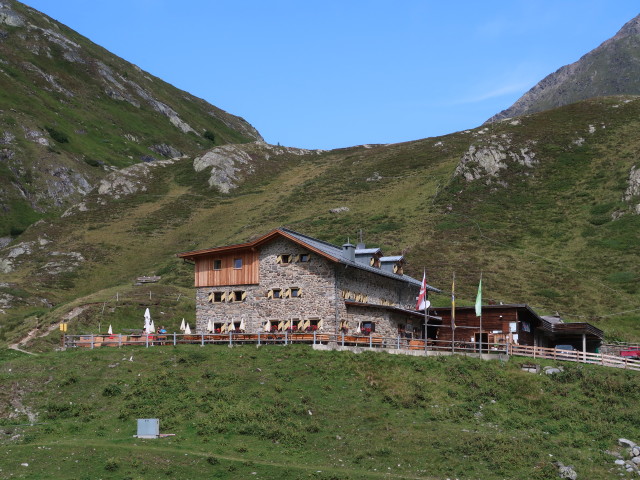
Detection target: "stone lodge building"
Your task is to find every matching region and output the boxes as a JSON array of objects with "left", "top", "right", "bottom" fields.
[{"left": 176, "top": 228, "right": 439, "bottom": 337}]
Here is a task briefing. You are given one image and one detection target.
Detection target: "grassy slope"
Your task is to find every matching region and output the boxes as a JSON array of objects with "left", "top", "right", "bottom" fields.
[
  {"left": 0, "top": 345, "right": 638, "bottom": 479},
  {"left": 3, "top": 97, "right": 640, "bottom": 346},
  {"left": 0, "top": 1, "right": 259, "bottom": 237}
]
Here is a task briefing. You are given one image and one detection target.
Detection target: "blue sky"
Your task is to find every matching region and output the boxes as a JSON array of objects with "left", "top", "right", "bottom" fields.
[{"left": 22, "top": 1, "right": 640, "bottom": 150}]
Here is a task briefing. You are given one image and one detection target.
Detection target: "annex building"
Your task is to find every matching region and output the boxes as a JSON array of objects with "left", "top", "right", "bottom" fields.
[{"left": 177, "top": 228, "right": 439, "bottom": 337}]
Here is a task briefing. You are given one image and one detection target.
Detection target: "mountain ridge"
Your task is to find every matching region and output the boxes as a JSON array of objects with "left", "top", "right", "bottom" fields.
[
  {"left": 488, "top": 13, "right": 640, "bottom": 123},
  {"left": 0, "top": 0, "right": 262, "bottom": 240}
]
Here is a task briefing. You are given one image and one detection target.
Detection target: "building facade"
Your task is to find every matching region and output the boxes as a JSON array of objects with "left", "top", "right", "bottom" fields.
[{"left": 177, "top": 228, "right": 439, "bottom": 337}]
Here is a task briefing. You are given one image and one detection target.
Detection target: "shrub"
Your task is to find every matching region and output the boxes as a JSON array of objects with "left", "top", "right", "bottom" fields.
[
  {"left": 45, "top": 126, "right": 69, "bottom": 143},
  {"left": 203, "top": 130, "right": 216, "bottom": 142}
]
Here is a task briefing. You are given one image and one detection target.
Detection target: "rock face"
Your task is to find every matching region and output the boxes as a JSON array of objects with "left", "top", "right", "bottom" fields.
[
  {"left": 454, "top": 139, "right": 536, "bottom": 183},
  {"left": 488, "top": 15, "right": 640, "bottom": 122},
  {"left": 194, "top": 142, "right": 316, "bottom": 193}
]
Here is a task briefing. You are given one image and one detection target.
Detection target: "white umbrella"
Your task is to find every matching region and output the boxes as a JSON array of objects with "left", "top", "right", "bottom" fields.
[
  {"left": 185, "top": 323, "right": 192, "bottom": 335},
  {"left": 150, "top": 320, "right": 155, "bottom": 333},
  {"left": 180, "top": 318, "right": 186, "bottom": 332},
  {"left": 221, "top": 323, "right": 227, "bottom": 333},
  {"left": 239, "top": 318, "right": 246, "bottom": 331},
  {"left": 264, "top": 321, "right": 271, "bottom": 332},
  {"left": 207, "top": 319, "right": 213, "bottom": 332},
  {"left": 355, "top": 322, "right": 361, "bottom": 335},
  {"left": 143, "top": 308, "right": 153, "bottom": 333},
  {"left": 107, "top": 324, "right": 113, "bottom": 335}
]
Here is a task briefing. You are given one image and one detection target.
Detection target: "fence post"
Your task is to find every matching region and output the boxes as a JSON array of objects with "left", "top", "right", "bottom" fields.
[
  {"left": 397, "top": 336, "right": 400, "bottom": 350},
  {"left": 229, "top": 332, "right": 233, "bottom": 347},
  {"left": 258, "top": 332, "right": 261, "bottom": 346},
  {"left": 145, "top": 334, "right": 149, "bottom": 348},
  {"left": 285, "top": 331, "right": 288, "bottom": 345},
  {"left": 369, "top": 335, "right": 372, "bottom": 348},
  {"left": 341, "top": 333, "right": 344, "bottom": 347},
  {"left": 119, "top": 334, "right": 122, "bottom": 348},
  {"left": 313, "top": 330, "right": 316, "bottom": 345},
  {"left": 91, "top": 334, "right": 94, "bottom": 350}
]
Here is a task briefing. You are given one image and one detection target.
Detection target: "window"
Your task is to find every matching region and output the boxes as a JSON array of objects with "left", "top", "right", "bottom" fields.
[
  {"left": 208, "top": 291, "right": 225, "bottom": 303},
  {"left": 213, "top": 259, "right": 222, "bottom": 270},
  {"left": 234, "top": 258, "right": 243, "bottom": 269},
  {"left": 230, "top": 290, "right": 246, "bottom": 302},
  {"left": 362, "top": 321, "right": 376, "bottom": 333},
  {"left": 276, "top": 253, "right": 291, "bottom": 265},
  {"left": 267, "top": 288, "right": 282, "bottom": 299},
  {"left": 297, "top": 253, "right": 310, "bottom": 263},
  {"left": 283, "top": 287, "right": 302, "bottom": 298}
]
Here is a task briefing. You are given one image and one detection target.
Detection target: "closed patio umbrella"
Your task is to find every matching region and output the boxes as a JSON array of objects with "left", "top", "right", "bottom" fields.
[{"left": 185, "top": 323, "right": 192, "bottom": 335}]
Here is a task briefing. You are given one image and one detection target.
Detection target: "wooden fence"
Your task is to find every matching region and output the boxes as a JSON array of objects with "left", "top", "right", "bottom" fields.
[
  {"left": 508, "top": 344, "right": 640, "bottom": 371},
  {"left": 62, "top": 333, "right": 640, "bottom": 371}
]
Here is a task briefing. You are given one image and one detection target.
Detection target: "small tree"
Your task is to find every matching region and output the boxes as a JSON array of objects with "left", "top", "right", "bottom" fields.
[{"left": 203, "top": 130, "right": 216, "bottom": 143}]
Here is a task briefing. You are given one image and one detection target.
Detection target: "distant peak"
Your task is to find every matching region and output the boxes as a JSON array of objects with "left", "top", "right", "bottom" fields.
[{"left": 614, "top": 14, "right": 640, "bottom": 39}]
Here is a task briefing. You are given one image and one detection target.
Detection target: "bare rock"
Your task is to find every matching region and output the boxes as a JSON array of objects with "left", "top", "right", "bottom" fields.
[
  {"left": 150, "top": 144, "right": 182, "bottom": 158},
  {"left": 0, "top": 3, "right": 24, "bottom": 27}
]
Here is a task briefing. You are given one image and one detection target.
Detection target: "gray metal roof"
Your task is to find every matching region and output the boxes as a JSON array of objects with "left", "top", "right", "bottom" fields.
[
  {"left": 380, "top": 255, "right": 403, "bottom": 262},
  {"left": 280, "top": 228, "right": 440, "bottom": 292},
  {"left": 355, "top": 248, "right": 381, "bottom": 255}
]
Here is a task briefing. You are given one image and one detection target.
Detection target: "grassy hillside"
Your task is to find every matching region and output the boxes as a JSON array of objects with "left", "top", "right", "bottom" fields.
[
  {"left": 4, "top": 97, "right": 640, "bottom": 347},
  {"left": 0, "top": 0, "right": 261, "bottom": 238},
  {"left": 0, "top": 345, "right": 638, "bottom": 479}
]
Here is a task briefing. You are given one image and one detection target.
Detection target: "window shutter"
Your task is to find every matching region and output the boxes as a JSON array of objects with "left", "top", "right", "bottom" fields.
[
  {"left": 276, "top": 255, "right": 282, "bottom": 264},
  {"left": 362, "top": 295, "right": 368, "bottom": 303},
  {"left": 294, "top": 254, "right": 300, "bottom": 263},
  {"left": 283, "top": 288, "right": 291, "bottom": 299},
  {"left": 267, "top": 290, "right": 273, "bottom": 299},
  {"left": 297, "top": 288, "right": 303, "bottom": 298},
  {"left": 355, "top": 293, "right": 362, "bottom": 303},
  {"left": 208, "top": 292, "right": 214, "bottom": 303},
  {"left": 221, "top": 292, "right": 228, "bottom": 302},
  {"left": 393, "top": 264, "right": 399, "bottom": 273},
  {"left": 341, "top": 289, "right": 348, "bottom": 299},
  {"left": 370, "top": 258, "right": 375, "bottom": 266},
  {"left": 241, "top": 291, "right": 247, "bottom": 301}
]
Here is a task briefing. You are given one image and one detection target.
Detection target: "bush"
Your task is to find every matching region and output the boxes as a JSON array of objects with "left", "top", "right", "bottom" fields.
[
  {"left": 203, "top": 130, "right": 216, "bottom": 143},
  {"left": 104, "top": 458, "right": 119, "bottom": 471},
  {"left": 45, "top": 126, "right": 69, "bottom": 144}
]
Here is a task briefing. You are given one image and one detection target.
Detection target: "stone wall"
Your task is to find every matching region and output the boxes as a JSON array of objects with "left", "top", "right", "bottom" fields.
[{"left": 196, "top": 237, "right": 340, "bottom": 333}]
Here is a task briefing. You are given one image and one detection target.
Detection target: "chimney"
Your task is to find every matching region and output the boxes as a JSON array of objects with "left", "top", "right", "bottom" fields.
[{"left": 342, "top": 242, "right": 356, "bottom": 262}]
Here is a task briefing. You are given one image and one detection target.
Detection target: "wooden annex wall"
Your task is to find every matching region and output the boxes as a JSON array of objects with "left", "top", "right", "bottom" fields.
[
  {"left": 435, "top": 308, "right": 523, "bottom": 344},
  {"left": 194, "top": 250, "right": 259, "bottom": 287}
]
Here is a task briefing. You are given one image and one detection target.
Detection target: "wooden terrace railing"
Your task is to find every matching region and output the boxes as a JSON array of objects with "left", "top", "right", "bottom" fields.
[{"left": 62, "top": 333, "right": 640, "bottom": 371}]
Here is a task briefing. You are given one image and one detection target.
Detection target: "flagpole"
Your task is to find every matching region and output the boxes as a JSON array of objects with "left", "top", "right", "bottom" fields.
[
  {"left": 477, "top": 272, "right": 483, "bottom": 354},
  {"left": 424, "top": 270, "right": 428, "bottom": 353},
  {"left": 451, "top": 272, "right": 455, "bottom": 353}
]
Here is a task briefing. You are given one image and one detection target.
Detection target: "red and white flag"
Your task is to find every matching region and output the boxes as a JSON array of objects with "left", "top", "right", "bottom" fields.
[{"left": 416, "top": 270, "right": 428, "bottom": 311}]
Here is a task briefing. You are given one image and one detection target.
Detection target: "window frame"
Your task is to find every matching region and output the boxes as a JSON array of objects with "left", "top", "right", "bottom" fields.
[{"left": 233, "top": 258, "right": 243, "bottom": 269}]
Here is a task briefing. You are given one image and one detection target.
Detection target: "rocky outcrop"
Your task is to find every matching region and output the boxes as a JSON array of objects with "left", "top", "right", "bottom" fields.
[
  {"left": 623, "top": 165, "right": 640, "bottom": 214},
  {"left": 454, "top": 139, "right": 537, "bottom": 183},
  {"left": 0, "top": 2, "right": 24, "bottom": 27},
  {"left": 194, "top": 142, "right": 317, "bottom": 193}
]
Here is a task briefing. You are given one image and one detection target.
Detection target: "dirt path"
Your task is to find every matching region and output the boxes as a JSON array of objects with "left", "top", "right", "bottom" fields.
[{"left": 8, "top": 304, "right": 93, "bottom": 354}]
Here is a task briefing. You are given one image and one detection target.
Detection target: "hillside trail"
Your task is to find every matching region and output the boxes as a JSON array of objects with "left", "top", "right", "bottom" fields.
[
  {"left": 8, "top": 304, "right": 93, "bottom": 355},
  {"left": 10, "top": 439, "right": 438, "bottom": 480}
]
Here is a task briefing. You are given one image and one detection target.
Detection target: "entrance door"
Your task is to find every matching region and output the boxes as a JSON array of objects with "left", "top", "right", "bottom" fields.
[{"left": 474, "top": 333, "right": 489, "bottom": 352}]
